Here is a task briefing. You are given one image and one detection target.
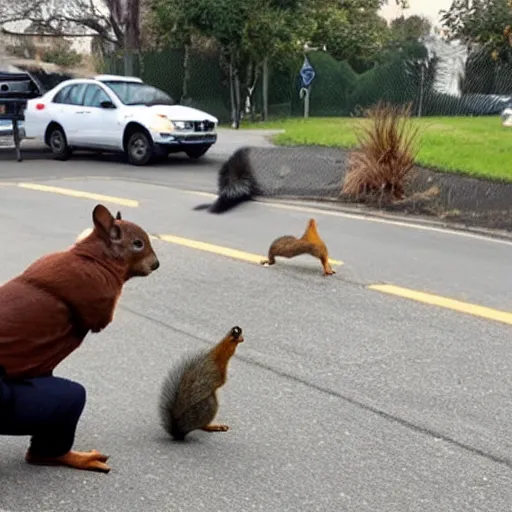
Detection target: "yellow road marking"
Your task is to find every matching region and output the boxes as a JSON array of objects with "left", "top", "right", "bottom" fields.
[
  {"left": 6, "top": 178, "right": 511, "bottom": 247},
  {"left": 369, "top": 284, "right": 512, "bottom": 326},
  {"left": 182, "top": 190, "right": 217, "bottom": 198},
  {"left": 16, "top": 183, "right": 139, "bottom": 208},
  {"left": 155, "top": 234, "right": 343, "bottom": 267}
]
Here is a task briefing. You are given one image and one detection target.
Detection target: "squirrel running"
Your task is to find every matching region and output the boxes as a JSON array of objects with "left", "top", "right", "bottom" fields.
[
  {"left": 159, "top": 326, "right": 244, "bottom": 440},
  {"left": 260, "top": 218, "right": 335, "bottom": 276},
  {"left": 0, "top": 204, "right": 160, "bottom": 473}
]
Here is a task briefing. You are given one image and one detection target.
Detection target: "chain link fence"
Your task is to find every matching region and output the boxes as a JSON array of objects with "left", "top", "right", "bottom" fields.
[{"left": 101, "top": 35, "right": 512, "bottom": 124}]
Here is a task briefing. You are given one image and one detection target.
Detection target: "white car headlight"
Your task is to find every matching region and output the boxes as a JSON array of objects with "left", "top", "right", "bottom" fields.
[
  {"left": 149, "top": 114, "right": 174, "bottom": 133},
  {"left": 172, "top": 121, "right": 194, "bottom": 130}
]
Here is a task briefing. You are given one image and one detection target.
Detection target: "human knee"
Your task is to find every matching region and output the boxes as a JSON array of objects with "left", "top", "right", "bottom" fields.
[{"left": 55, "top": 378, "right": 87, "bottom": 417}]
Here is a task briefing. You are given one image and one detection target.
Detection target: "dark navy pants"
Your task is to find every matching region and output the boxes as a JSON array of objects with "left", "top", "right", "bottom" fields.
[{"left": 0, "top": 374, "right": 86, "bottom": 458}]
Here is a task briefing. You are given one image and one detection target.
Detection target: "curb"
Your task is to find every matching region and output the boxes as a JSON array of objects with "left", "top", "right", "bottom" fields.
[
  {"left": 3, "top": 158, "right": 510, "bottom": 243},
  {"left": 256, "top": 196, "right": 512, "bottom": 243}
]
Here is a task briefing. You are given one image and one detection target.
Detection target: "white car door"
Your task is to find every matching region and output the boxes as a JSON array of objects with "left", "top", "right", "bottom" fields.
[
  {"left": 50, "top": 83, "right": 88, "bottom": 145},
  {"left": 80, "top": 84, "right": 121, "bottom": 150}
]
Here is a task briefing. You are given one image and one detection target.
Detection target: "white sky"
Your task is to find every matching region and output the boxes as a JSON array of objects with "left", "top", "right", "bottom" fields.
[{"left": 379, "top": 0, "right": 452, "bottom": 27}]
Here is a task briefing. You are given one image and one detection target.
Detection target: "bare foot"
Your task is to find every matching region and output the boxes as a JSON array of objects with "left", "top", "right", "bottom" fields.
[{"left": 26, "top": 449, "right": 111, "bottom": 473}]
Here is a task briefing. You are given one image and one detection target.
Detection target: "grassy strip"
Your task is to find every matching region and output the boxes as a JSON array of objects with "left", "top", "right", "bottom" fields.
[{"left": 241, "top": 116, "right": 512, "bottom": 182}]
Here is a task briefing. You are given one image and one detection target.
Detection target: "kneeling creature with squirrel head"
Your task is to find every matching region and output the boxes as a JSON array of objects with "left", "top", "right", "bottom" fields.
[{"left": 0, "top": 204, "right": 159, "bottom": 474}]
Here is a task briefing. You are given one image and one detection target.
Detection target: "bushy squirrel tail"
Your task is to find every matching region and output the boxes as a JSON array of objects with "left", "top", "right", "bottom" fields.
[
  {"left": 300, "top": 218, "right": 324, "bottom": 245},
  {"left": 158, "top": 349, "right": 213, "bottom": 440},
  {"left": 192, "top": 194, "right": 254, "bottom": 214},
  {"left": 193, "top": 203, "right": 212, "bottom": 211},
  {"left": 193, "top": 147, "right": 259, "bottom": 214},
  {"left": 298, "top": 218, "right": 336, "bottom": 276},
  {"left": 159, "top": 327, "right": 244, "bottom": 440}
]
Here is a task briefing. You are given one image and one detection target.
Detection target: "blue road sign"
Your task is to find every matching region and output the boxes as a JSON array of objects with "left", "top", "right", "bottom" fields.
[{"left": 299, "top": 56, "right": 316, "bottom": 88}]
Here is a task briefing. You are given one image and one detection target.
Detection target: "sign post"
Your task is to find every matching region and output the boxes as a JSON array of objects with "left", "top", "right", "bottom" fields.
[{"left": 299, "top": 56, "right": 316, "bottom": 118}]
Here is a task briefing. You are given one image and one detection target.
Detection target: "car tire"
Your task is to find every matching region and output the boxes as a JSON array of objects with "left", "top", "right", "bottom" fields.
[
  {"left": 185, "top": 145, "right": 210, "bottom": 160},
  {"left": 126, "top": 131, "right": 154, "bottom": 166},
  {"left": 48, "top": 126, "right": 72, "bottom": 161}
]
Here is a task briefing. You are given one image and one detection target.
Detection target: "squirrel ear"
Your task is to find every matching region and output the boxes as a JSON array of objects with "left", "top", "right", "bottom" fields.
[
  {"left": 92, "top": 204, "right": 115, "bottom": 239},
  {"left": 109, "top": 224, "right": 122, "bottom": 241},
  {"left": 115, "top": 211, "right": 122, "bottom": 221}
]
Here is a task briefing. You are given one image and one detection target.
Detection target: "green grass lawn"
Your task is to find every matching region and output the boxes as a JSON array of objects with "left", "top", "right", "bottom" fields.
[{"left": 241, "top": 116, "right": 512, "bottom": 182}]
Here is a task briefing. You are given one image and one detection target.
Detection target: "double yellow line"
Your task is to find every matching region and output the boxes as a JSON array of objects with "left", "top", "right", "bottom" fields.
[
  {"left": 368, "top": 284, "right": 512, "bottom": 326},
  {"left": 16, "top": 182, "right": 140, "bottom": 208},
  {"left": 149, "top": 234, "right": 512, "bottom": 327},
  {"left": 154, "top": 234, "right": 343, "bottom": 267},
  {"left": 13, "top": 182, "right": 343, "bottom": 267},
  {"left": 8, "top": 181, "right": 512, "bottom": 327}
]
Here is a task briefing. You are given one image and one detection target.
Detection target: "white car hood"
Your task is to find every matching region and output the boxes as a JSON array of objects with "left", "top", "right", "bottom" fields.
[{"left": 145, "top": 104, "right": 218, "bottom": 123}]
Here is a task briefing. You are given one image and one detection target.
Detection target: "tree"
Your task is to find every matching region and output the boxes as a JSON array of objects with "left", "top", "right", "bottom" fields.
[
  {"left": 0, "top": 0, "right": 139, "bottom": 57},
  {"left": 42, "top": 40, "right": 83, "bottom": 67},
  {"left": 440, "top": 0, "right": 512, "bottom": 62},
  {"left": 375, "top": 14, "right": 432, "bottom": 65},
  {"left": 390, "top": 15, "right": 432, "bottom": 43},
  {"left": 151, "top": 0, "right": 310, "bottom": 125},
  {"left": 241, "top": 0, "right": 315, "bottom": 119},
  {"left": 149, "top": 0, "right": 409, "bottom": 122},
  {"left": 149, "top": 0, "right": 197, "bottom": 103},
  {"left": 308, "top": 0, "right": 408, "bottom": 72},
  {"left": 179, "top": 0, "right": 250, "bottom": 126}
]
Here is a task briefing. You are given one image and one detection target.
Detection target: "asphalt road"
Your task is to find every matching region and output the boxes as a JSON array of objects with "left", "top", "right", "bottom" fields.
[
  {"left": 0, "top": 129, "right": 278, "bottom": 195},
  {"left": 1, "top": 133, "right": 512, "bottom": 512}
]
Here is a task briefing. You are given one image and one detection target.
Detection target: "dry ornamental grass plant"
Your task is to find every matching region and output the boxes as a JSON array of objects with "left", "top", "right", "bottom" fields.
[{"left": 342, "top": 101, "right": 421, "bottom": 204}]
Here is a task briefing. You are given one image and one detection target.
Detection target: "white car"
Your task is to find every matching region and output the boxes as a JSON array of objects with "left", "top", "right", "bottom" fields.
[{"left": 23, "top": 74, "right": 219, "bottom": 165}]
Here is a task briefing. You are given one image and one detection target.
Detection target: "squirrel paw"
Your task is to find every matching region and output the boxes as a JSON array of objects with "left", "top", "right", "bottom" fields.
[
  {"left": 260, "top": 259, "right": 270, "bottom": 266},
  {"left": 26, "top": 449, "right": 111, "bottom": 473},
  {"left": 323, "top": 268, "right": 336, "bottom": 276},
  {"left": 201, "top": 424, "right": 230, "bottom": 433}
]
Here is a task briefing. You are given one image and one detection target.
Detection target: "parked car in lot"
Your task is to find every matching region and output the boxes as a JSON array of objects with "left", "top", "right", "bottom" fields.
[{"left": 23, "top": 74, "right": 219, "bottom": 165}]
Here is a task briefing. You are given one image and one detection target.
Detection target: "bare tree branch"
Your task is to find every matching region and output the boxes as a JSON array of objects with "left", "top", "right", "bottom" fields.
[
  {"left": 0, "top": 27, "right": 98, "bottom": 37},
  {"left": 0, "top": 0, "right": 133, "bottom": 49}
]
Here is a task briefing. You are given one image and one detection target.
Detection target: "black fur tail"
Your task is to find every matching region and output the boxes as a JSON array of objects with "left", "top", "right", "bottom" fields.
[
  {"left": 194, "top": 146, "right": 260, "bottom": 214},
  {"left": 208, "top": 193, "right": 255, "bottom": 214},
  {"left": 192, "top": 196, "right": 254, "bottom": 214},
  {"left": 193, "top": 203, "right": 212, "bottom": 211}
]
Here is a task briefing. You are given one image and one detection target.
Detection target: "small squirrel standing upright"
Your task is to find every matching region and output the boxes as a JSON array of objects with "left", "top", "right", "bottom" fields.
[
  {"left": 159, "top": 326, "right": 244, "bottom": 441},
  {"left": 260, "top": 218, "right": 335, "bottom": 276}
]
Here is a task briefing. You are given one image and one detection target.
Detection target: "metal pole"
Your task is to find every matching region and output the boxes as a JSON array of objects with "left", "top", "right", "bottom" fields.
[
  {"left": 418, "top": 64, "right": 424, "bottom": 118},
  {"left": 304, "top": 86, "right": 310, "bottom": 118}
]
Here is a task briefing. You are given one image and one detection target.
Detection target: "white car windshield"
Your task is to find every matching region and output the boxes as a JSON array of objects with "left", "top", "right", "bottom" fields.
[{"left": 101, "top": 81, "right": 175, "bottom": 106}]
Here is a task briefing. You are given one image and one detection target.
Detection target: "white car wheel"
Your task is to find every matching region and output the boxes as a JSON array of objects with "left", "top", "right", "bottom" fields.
[
  {"left": 48, "top": 126, "right": 72, "bottom": 161},
  {"left": 126, "top": 131, "right": 153, "bottom": 166}
]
